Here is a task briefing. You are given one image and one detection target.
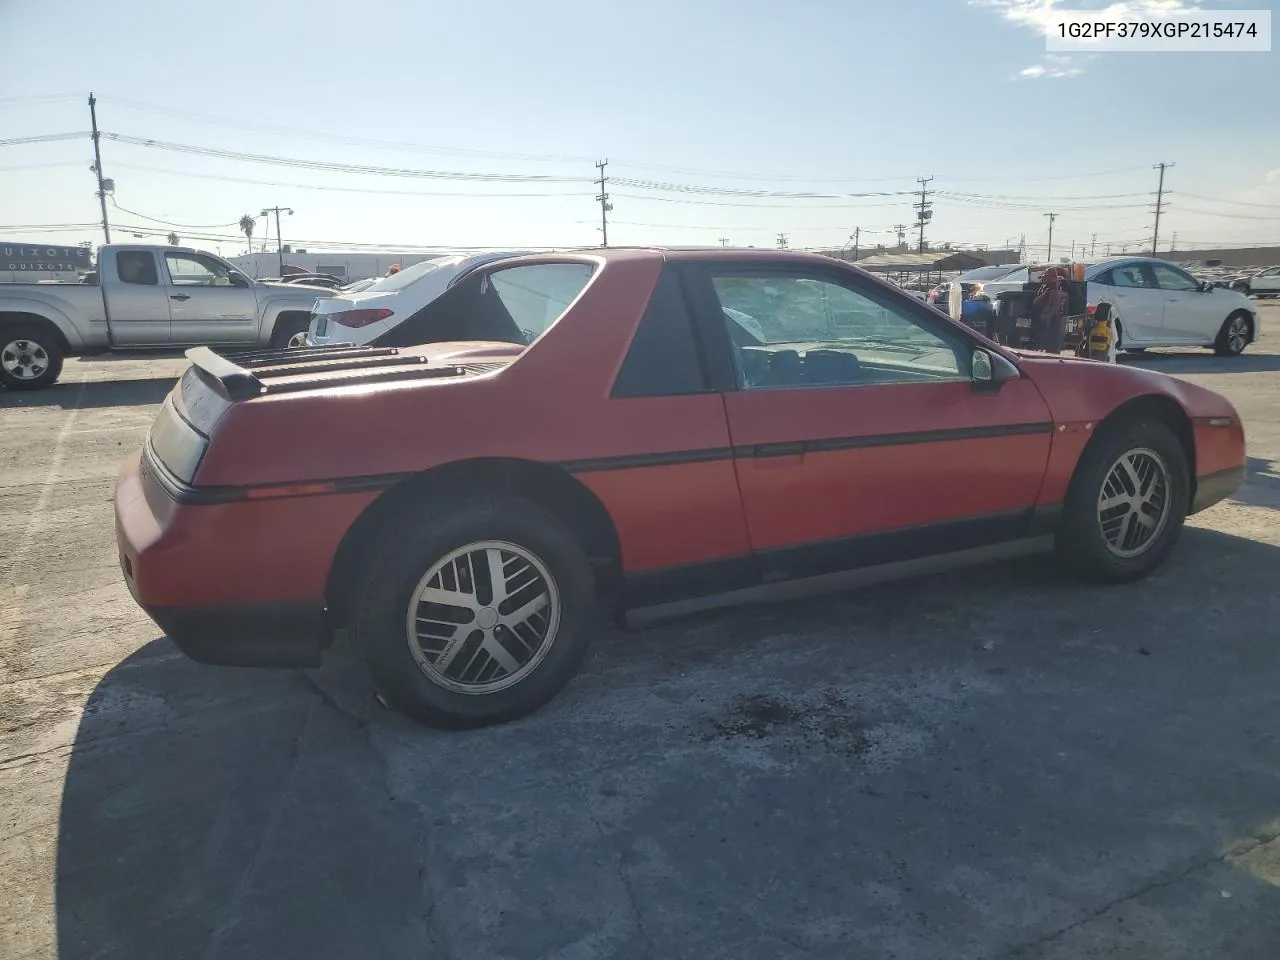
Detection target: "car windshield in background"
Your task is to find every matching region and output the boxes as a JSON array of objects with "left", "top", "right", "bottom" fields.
[
  {"left": 363, "top": 256, "right": 449, "bottom": 292},
  {"left": 956, "top": 265, "right": 1022, "bottom": 282}
]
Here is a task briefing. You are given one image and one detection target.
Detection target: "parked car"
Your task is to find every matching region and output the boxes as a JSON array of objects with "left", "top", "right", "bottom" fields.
[
  {"left": 0, "top": 245, "right": 334, "bottom": 389},
  {"left": 1234, "top": 266, "right": 1280, "bottom": 298},
  {"left": 277, "top": 273, "right": 346, "bottom": 289},
  {"left": 306, "top": 250, "right": 531, "bottom": 347},
  {"left": 116, "top": 247, "right": 1245, "bottom": 729},
  {"left": 1085, "top": 257, "right": 1261, "bottom": 355},
  {"left": 927, "top": 264, "right": 1028, "bottom": 306},
  {"left": 340, "top": 277, "right": 378, "bottom": 294}
]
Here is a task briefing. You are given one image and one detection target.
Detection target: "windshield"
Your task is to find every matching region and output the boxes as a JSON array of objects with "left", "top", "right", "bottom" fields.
[{"left": 956, "top": 265, "right": 1022, "bottom": 283}]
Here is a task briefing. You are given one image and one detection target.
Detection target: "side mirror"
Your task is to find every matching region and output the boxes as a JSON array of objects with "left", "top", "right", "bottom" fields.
[
  {"left": 1198, "top": 280, "right": 1215, "bottom": 293},
  {"left": 229, "top": 272, "right": 250, "bottom": 289},
  {"left": 971, "top": 347, "right": 1019, "bottom": 391}
]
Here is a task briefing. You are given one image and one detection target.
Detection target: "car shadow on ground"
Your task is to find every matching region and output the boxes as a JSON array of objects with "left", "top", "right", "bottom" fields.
[
  {"left": 1124, "top": 351, "right": 1280, "bottom": 375},
  {"left": 0, "top": 376, "right": 176, "bottom": 410},
  {"left": 1232, "top": 456, "right": 1280, "bottom": 510},
  {"left": 56, "top": 526, "right": 1280, "bottom": 959}
]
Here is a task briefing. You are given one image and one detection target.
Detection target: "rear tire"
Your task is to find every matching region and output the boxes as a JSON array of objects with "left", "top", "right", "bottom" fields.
[
  {"left": 270, "top": 315, "right": 311, "bottom": 348},
  {"left": 352, "top": 497, "right": 596, "bottom": 729},
  {"left": 1213, "top": 311, "right": 1251, "bottom": 357},
  {"left": 1056, "top": 418, "right": 1189, "bottom": 583},
  {"left": 0, "top": 326, "right": 64, "bottom": 390}
]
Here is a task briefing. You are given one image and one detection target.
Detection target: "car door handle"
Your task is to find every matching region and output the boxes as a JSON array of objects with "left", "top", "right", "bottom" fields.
[{"left": 170, "top": 294, "right": 190, "bottom": 301}]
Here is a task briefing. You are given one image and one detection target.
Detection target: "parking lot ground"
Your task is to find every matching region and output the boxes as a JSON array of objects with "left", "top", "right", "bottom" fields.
[{"left": 3, "top": 311, "right": 1280, "bottom": 960}]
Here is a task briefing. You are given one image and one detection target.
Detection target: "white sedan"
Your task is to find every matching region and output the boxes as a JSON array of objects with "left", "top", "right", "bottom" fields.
[
  {"left": 1086, "top": 257, "right": 1260, "bottom": 356},
  {"left": 306, "top": 250, "right": 531, "bottom": 348}
]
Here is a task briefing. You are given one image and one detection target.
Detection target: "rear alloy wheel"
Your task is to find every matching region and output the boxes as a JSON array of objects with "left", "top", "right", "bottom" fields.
[
  {"left": 0, "top": 329, "right": 64, "bottom": 390},
  {"left": 270, "top": 315, "right": 311, "bottom": 348},
  {"left": 286, "top": 330, "right": 309, "bottom": 348},
  {"left": 1057, "top": 419, "right": 1189, "bottom": 583},
  {"left": 353, "top": 498, "right": 595, "bottom": 728},
  {"left": 1213, "top": 311, "right": 1251, "bottom": 357}
]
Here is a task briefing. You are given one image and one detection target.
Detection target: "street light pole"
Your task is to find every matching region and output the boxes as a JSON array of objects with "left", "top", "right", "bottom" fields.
[{"left": 261, "top": 206, "right": 294, "bottom": 275}]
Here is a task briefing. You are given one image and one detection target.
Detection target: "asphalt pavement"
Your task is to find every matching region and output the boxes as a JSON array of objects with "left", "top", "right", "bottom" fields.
[{"left": 2, "top": 309, "right": 1280, "bottom": 960}]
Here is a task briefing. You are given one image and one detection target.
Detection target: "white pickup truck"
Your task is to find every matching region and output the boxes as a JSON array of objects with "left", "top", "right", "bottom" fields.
[{"left": 0, "top": 244, "right": 335, "bottom": 389}]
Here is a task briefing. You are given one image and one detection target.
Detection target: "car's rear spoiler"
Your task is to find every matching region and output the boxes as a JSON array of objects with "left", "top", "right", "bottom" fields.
[{"left": 183, "top": 344, "right": 466, "bottom": 400}]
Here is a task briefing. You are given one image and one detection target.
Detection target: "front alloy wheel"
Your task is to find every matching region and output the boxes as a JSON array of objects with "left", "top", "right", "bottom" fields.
[
  {"left": 1097, "top": 448, "right": 1171, "bottom": 559},
  {"left": 406, "top": 540, "right": 561, "bottom": 694}
]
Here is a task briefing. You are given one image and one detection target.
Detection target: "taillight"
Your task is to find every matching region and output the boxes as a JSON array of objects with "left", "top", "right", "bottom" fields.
[
  {"left": 329, "top": 308, "right": 394, "bottom": 328},
  {"left": 1086, "top": 304, "right": 1098, "bottom": 314}
]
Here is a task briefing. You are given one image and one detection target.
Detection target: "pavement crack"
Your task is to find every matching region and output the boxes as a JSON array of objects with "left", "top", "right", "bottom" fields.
[
  {"left": 1002, "top": 828, "right": 1280, "bottom": 957},
  {"left": 295, "top": 670, "right": 369, "bottom": 731},
  {"left": 584, "top": 804, "right": 655, "bottom": 952},
  {"left": 198, "top": 698, "right": 315, "bottom": 960}
]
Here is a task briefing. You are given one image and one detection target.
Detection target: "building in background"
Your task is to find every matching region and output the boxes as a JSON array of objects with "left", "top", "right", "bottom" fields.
[{"left": 227, "top": 249, "right": 445, "bottom": 281}]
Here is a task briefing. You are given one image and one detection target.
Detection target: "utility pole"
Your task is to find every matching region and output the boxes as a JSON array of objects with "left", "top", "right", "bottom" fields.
[
  {"left": 88, "top": 92, "right": 111, "bottom": 243},
  {"left": 914, "top": 176, "right": 934, "bottom": 252},
  {"left": 1018, "top": 233, "right": 1026, "bottom": 262},
  {"left": 1170, "top": 231, "right": 1178, "bottom": 253},
  {"left": 850, "top": 226, "right": 861, "bottom": 261},
  {"left": 1070, "top": 240, "right": 1075, "bottom": 259},
  {"left": 260, "top": 206, "right": 294, "bottom": 276},
  {"left": 893, "top": 223, "right": 908, "bottom": 249},
  {"left": 594, "top": 160, "right": 612, "bottom": 247},
  {"left": 1106, "top": 242, "right": 1113, "bottom": 256},
  {"left": 718, "top": 237, "right": 730, "bottom": 247},
  {"left": 1090, "top": 233, "right": 1098, "bottom": 257},
  {"left": 1151, "top": 161, "right": 1173, "bottom": 255},
  {"left": 776, "top": 233, "right": 789, "bottom": 250},
  {"left": 1043, "top": 212, "right": 1057, "bottom": 262}
]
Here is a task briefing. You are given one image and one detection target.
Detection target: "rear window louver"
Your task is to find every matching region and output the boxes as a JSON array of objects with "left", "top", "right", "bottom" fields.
[{"left": 185, "top": 345, "right": 469, "bottom": 400}]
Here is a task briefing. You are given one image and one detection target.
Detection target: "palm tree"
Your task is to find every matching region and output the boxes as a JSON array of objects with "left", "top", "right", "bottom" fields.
[
  {"left": 166, "top": 232, "right": 180, "bottom": 246},
  {"left": 239, "top": 214, "right": 256, "bottom": 255}
]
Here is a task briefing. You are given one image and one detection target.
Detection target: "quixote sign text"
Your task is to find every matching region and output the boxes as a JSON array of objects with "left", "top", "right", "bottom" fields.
[{"left": 2, "top": 242, "right": 92, "bottom": 272}]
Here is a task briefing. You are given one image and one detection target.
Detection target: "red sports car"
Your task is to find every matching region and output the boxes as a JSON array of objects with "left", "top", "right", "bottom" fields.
[{"left": 115, "top": 248, "right": 1246, "bottom": 728}]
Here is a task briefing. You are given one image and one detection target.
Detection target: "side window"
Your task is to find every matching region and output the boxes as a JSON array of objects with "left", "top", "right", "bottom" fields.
[
  {"left": 1111, "top": 264, "right": 1153, "bottom": 288},
  {"left": 1091, "top": 269, "right": 1113, "bottom": 286},
  {"left": 116, "top": 251, "right": 158, "bottom": 286},
  {"left": 612, "top": 267, "right": 708, "bottom": 398},
  {"left": 165, "top": 253, "right": 232, "bottom": 286},
  {"left": 1151, "top": 264, "right": 1199, "bottom": 291},
  {"left": 710, "top": 273, "right": 967, "bottom": 390}
]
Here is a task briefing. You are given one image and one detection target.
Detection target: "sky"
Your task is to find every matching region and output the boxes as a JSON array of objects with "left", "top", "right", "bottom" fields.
[{"left": 1, "top": 0, "right": 1277, "bottom": 260}]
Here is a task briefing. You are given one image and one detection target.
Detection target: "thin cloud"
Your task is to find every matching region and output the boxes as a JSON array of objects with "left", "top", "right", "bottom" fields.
[{"left": 971, "top": 0, "right": 1209, "bottom": 78}]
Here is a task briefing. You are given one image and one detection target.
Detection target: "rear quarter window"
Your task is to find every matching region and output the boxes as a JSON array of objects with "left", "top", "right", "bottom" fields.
[{"left": 374, "top": 261, "right": 595, "bottom": 348}]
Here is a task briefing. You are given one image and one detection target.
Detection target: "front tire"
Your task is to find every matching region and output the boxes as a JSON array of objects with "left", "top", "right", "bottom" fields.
[
  {"left": 0, "top": 327, "right": 64, "bottom": 390},
  {"left": 1056, "top": 419, "right": 1189, "bottom": 583},
  {"left": 1213, "top": 311, "right": 1252, "bottom": 357},
  {"left": 352, "top": 498, "right": 596, "bottom": 729}
]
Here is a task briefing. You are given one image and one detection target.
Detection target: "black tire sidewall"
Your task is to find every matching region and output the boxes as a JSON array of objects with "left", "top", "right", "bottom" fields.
[
  {"left": 270, "top": 316, "right": 311, "bottom": 348},
  {"left": 1214, "top": 312, "right": 1250, "bottom": 356},
  {"left": 353, "top": 498, "right": 596, "bottom": 728},
  {"left": 1058, "top": 419, "right": 1189, "bottom": 583},
  {"left": 0, "top": 327, "right": 64, "bottom": 390}
]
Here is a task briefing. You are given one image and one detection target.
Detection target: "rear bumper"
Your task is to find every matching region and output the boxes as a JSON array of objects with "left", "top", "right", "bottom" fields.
[
  {"left": 141, "top": 601, "right": 327, "bottom": 667},
  {"left": 115, "top": 452, "right": 376, "bottom": 668},
  {"left": 1191, "top": 465, "right": 1245, "bottom": 515}
]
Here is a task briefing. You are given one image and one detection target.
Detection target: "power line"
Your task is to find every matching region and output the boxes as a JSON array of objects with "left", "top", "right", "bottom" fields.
[{"left": 0, "top": 132, "right": 89, "bottom": 147}]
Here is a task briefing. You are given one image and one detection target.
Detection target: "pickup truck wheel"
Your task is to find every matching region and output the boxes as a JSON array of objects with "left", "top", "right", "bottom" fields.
[
  {"left": 0, "top": 328, "right": 64, "bottom": 390},
  {"left": 352, "top": 498, "right": 595, "bottom": 729},
  {"left": 1056, "top": 418, "right": 1189, "bottom": 584},
  {"left": 270, "top": 315, "right": 311, "bottom": 348}
]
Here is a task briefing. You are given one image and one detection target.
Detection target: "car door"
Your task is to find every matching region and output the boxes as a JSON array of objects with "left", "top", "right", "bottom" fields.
[
  {"left": 1150, "top": 262, "right": 1219, "bottom": 343},
  {"left": 105, "top": 249, "right": 172, "bottom": 344},
  {"left": 686, "top": 264, "right": 1054, "bottom": 581},
  {"left": 162, "top": 251, "right": 258, "bottom": 345},
  {"left": 1093, "top": 262, "right": 1165, "bottom": 343}
]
